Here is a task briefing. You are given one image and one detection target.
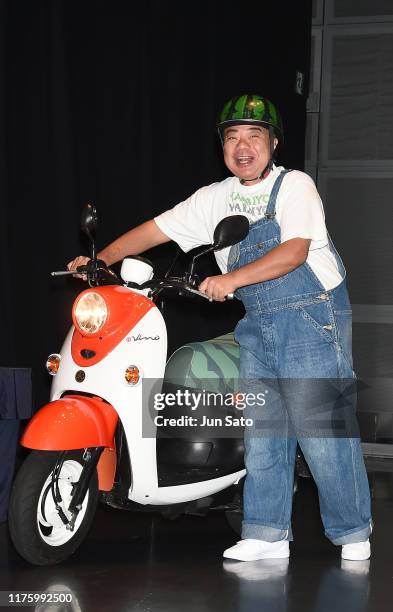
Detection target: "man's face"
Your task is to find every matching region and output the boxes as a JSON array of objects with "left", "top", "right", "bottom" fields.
[{"left": 222, "top": 124, "right": 276, "bottom": 185}]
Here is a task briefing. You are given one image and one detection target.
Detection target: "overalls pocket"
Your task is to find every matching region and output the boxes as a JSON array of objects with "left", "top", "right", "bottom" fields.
[
  {"left": 298, "top": 303, "right": 356, "bottom": 379},
  {"left": 298, "top": 301, "right": 336, "bottom": 345}
]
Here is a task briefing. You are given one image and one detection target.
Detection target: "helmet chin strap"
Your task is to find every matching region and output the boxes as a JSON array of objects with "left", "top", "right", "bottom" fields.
[
  {"left": 239, "top": 127, "right": 275, "bottom": 185},
  {"left": 239, "top": 163, "right": 271, "bottom": 184}
]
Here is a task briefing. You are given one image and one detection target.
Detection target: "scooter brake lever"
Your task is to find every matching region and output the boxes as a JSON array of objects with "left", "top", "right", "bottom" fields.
[
  {"left": 185, "top": 288, "right": 234, "bottom": 301},
  {"left": 51, "top": 270, "right": 78, "bottom": 276},
  {"left": 183, "top": 286, "right": 212, "bottom": 300}
]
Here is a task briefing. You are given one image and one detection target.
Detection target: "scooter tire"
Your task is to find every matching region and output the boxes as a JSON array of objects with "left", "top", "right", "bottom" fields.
[{"left": 8, "top": 450, "right": 99, "bottom": 566}]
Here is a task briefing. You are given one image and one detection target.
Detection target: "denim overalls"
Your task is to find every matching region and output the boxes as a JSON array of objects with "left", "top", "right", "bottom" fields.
[{"left": 228, "top": 170, "right": 372, "bottom": 545}]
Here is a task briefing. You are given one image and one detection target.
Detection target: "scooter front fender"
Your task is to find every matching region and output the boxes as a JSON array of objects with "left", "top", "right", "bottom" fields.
[{"left": 21, "top": 395, "right": 118, "bottom": 451}]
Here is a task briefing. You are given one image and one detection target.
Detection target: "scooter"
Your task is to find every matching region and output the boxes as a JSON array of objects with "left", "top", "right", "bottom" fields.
[{"left": 8, "top": 204, "right": 251, "bottom": 566}]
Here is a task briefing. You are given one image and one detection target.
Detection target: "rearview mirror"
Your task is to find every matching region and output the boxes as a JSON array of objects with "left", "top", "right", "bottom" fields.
[
  {"left": 186, "top": 215, "right": 249, "bottom": 282},
  {"left": 212, "top": 215, "right": 249, "bottom": 250},
  {"left": 80, "top": 202, "right": 98, "bottom": 244}
]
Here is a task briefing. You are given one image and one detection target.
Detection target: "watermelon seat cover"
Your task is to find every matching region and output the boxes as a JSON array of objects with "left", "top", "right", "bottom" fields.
[{"left": 164, "top": 333, "right": 240, "bottom": 394}]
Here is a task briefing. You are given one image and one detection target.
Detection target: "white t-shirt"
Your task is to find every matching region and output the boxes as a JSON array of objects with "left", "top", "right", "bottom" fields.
[{"left": 154, "top": 165, "right": 343, "bottom": 291}]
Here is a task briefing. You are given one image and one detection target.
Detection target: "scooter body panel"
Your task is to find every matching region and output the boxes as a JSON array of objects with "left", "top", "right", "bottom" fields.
[{"left": 145, "top": 469, "right": 246, "bottom": 504}]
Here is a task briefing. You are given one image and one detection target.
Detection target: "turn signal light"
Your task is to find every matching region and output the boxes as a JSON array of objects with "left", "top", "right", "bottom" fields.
[
  {"left": 46, "top": 353, "right": 61, "bottom": 376},
  {"left": 125, "top": 365, "right": 140, "bottom": 385}
]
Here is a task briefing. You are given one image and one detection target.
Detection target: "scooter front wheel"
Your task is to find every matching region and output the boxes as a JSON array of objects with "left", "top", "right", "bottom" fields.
[{"left": 9, "top": 450, "right": 98, "bottom": 565}]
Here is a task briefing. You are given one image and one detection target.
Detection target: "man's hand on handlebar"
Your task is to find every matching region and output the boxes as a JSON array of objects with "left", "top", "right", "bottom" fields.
[
  {"left": 198, "top": 272, "right": 238, "bottom": 302},
  {"left": 67, "top": 256, "right": 91, "bottom": 280}
]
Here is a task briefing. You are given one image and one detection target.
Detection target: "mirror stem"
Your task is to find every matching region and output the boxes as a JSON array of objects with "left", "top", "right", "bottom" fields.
[{"left": 187, "top": 246, "right": 214, "bottom": 283}]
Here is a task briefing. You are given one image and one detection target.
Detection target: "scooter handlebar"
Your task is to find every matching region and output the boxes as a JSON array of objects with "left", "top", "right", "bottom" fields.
[
  {"left": 50, "top": 270, "right": 234, "bottom": 299},
  {"left": 51, "top": 265, "right": 88, "bottom": 277},
  {"left": 51, "top": 263, "right": 121, "bottom": 286},
  {"left": 51, "top": 270, "right": 77, "bottom": 276},
  {"left": 139, "top": 278, "right": 234, "bottom": 301}
]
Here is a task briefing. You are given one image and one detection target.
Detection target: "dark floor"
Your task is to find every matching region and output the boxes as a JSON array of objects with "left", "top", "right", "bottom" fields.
[{"left": 1, "top": 473, "right": 392, "bottom": 612}]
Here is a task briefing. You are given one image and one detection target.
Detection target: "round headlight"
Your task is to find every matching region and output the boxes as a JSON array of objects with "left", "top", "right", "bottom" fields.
[{"left": 74, "top": 292, "right": 108, "bottom": 334}]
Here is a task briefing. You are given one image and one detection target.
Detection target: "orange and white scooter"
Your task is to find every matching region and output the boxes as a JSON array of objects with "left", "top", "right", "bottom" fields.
[{"left": 8, "top": 204, "right": 249, "bottom": 565}]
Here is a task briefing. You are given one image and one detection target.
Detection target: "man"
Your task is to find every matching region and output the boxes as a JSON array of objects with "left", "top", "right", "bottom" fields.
[{"left": 69, "top": 94, "right": 372, "bottom": 561}]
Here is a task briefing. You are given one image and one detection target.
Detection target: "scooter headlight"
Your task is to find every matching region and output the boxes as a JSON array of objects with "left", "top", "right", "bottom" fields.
[{"left": 74, "top": 292, "right": 108, "bottom": 334}]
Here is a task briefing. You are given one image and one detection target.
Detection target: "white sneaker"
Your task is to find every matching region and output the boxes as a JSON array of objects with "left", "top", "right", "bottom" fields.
[
  {"left": 341, "top": 539, "right": 371, "bottom": 561},
  {"left": 223, "top": 539, "right": 290, "bottom": 561}
]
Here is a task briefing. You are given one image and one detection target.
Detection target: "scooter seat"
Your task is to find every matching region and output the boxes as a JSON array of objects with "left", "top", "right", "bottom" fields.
[
  {"left": 164, "top": 332, "right": 240, "bottom": 394},
  {"left": 158, "top": 333, "right": 245, "bottom": 482}
]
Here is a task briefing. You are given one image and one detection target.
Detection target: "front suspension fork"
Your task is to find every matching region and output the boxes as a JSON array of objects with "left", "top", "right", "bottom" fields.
[{"left": 52, "top": 447, "right": 103, "bottom": 529}]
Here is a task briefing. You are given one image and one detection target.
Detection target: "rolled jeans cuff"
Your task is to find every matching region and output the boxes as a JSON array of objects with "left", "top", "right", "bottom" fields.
[
  {"left": 329, "top": 520, "right": 373, "bottom": 545},
  {"left": 242, "top": 522, "right": 293, "bottom": 542}
]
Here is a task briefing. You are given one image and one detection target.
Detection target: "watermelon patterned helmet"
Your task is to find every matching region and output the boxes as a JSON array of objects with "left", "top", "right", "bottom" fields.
[{"left": 217, "top": 94, "right": 284, "bottom": 144}]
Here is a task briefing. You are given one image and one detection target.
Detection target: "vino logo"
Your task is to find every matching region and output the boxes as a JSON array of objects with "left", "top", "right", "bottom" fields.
[{"left": 127, "top": 333, "right": 160, "bottom": 342}]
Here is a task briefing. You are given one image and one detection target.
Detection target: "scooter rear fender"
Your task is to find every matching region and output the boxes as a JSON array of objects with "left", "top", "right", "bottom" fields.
[{"left": 21, "top": 395, "right": 118, "bottom": 451}]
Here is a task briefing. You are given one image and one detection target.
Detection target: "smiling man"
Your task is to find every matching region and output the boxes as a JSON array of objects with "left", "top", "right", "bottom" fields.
[
  {"left": 224, "top": 124, "right": 273, "bottom": 180},
  {"left": 68, "top": 94, "right": 372, "bottom": 562}
]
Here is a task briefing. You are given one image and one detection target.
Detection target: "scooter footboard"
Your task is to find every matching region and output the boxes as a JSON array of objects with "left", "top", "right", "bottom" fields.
[{"left": 21, "top": 395, "right": 118, "bottom": 451}]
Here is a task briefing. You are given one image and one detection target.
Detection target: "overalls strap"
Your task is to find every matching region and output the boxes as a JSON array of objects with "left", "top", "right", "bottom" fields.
[{"left": 264, "top": 169, "right": 293, "bottom": 218}]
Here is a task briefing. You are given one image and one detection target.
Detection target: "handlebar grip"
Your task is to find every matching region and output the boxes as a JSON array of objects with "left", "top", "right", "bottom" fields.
[
  {"left": 51, "top": 270, "right": 77, "bottom": 276},
  {"left": 51, "top": 265, "right": 88, "bottom": 277}
]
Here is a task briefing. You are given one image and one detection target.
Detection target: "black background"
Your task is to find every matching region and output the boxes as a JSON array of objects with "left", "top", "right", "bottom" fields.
[{"left": 0, "top": 0, "right": 312, "bottom": 408}]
